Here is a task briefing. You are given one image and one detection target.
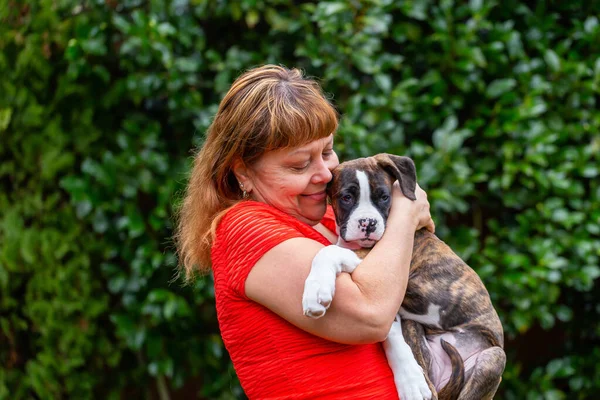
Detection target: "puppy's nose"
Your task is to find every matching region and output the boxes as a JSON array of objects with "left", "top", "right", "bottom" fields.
[{"left": 358, "top": 218, "right": 377, "bottom": 235}]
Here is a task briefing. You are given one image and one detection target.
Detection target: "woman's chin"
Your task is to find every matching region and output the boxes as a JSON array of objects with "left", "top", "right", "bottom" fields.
[{"left": 298, "top": 203, "right": 328, "bottom": 224}]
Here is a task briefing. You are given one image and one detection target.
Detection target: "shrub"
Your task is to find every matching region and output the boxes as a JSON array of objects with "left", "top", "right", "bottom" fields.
[{"left": 1, "top": 1, "right": 598, "bottom": 398}]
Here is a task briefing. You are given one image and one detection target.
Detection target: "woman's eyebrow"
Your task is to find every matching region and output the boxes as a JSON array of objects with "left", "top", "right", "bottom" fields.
[
  {"left": 288, "top": 137, "right": 333, "bottom": 156},
  {"left": 288, "top": 148, "right": 312, "bottom": 156}
]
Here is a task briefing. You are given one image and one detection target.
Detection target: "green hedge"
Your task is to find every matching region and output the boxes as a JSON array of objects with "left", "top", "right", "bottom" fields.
[{"left": 1, "top": 1, "right": 599, "bottom": 399}]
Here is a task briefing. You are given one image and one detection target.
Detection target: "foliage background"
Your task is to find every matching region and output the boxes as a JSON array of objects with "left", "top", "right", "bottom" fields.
[{"left": 1, "top": 0, "right": 599, "bottom": 399}]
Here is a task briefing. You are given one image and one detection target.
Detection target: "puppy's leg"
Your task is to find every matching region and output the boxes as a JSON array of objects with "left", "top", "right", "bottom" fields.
[
  {"left": 384, "top": 316, "right": 432, "bottom": 400},
  {"left": 402, "top": 320, "right": 438, "bottom": 399},
  {"left": 457, "top": 346, "right": 505, "bottom": 400},
  {"left": 302, "top": 245, "right": 361, "bottom": 318}
]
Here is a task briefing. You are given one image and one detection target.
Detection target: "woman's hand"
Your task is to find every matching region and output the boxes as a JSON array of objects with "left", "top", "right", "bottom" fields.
[{"left": 389, "top": 182, "right": 435, "bottom": 233}]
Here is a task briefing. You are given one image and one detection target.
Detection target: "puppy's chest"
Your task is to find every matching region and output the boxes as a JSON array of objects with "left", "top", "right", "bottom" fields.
[{"left": 353, "top": 248, "right": 372, "bottom": 260}]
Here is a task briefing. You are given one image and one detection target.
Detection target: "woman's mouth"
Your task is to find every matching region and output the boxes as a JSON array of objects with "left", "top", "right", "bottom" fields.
[{"left": 302, "top": 191, "right": 327, "bottom": 201}]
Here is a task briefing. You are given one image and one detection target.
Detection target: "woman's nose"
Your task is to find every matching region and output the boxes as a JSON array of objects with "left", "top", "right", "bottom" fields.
[{"left": 312, "top": 157, "right": 334, "bottom": 184}]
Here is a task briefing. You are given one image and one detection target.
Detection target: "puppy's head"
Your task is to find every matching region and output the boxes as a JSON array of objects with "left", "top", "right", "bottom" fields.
[{"left": 327, "top": 154, "right": 417, "bottom": 248}]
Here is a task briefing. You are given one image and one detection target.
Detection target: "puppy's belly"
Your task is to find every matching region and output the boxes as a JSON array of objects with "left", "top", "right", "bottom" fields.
[{"left": 425, "top": 332, "right": 487, "bottom": 391}]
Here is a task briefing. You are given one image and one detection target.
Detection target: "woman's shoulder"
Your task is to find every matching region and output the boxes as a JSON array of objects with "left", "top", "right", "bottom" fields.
[
  {"left": 215, "top": 200, "right": 305, "bottom": 248},
  {"left": 212, "top": 201, "right": 308, "bottom": 294},
  {"left": 218, "top": 201, "right": 336, "bottom": 240},
  {"left": 224, "top": 199, "right": 285, "bottom": 217},
  {"left": 218, "top": 200, "right": 293, "bottom": 231}
]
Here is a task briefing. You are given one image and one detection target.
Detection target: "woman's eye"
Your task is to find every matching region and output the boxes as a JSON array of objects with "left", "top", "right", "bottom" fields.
[{"left": 291, "top": 163, "right": 310, "bottom": 171}]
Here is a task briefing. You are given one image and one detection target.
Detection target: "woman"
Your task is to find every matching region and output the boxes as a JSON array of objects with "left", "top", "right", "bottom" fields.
[{"left": 176, "top": 65, "right": 434, "bottom": 399}]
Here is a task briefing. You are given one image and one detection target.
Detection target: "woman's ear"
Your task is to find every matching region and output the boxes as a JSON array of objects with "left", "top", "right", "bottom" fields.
[{"left": 232, "top": 158, "right": 252, "bottom": 193}]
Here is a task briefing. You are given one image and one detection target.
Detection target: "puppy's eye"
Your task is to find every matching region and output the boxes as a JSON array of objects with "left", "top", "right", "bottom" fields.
[
  {"left": 341, "top": 194, "right": 353, "bottom": 204},
  {"left": 381, "top": 195, "right": 390, "bottom": 201}
]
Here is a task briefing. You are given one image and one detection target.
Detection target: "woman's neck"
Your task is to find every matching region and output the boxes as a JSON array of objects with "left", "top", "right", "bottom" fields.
[{"left": 313, "top": 223, "right": 338, "bottom": 244}]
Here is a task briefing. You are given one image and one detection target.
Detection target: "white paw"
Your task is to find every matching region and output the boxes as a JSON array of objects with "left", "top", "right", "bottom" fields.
[
  {"left": 301, "top": 246, "right": 362, "bottom": 319},
  {"left": 337, "top": 249, "right": 362, "bottom": 272},
  {"left": 302, "top": 275, "right": 335, "bottom": 319},
  {"left": 395, "top": 360, "right": 432, "bottom": 400}
]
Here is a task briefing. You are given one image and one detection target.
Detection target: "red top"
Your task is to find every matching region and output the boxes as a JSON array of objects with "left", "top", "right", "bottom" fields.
[{"left": 212, "top": 201, "right": 398, "bottom": 399}]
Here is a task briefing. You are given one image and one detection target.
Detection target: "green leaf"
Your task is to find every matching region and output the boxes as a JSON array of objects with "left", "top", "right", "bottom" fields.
[
  {"left": 321, "top": 2, "right": 348, "bottom": 16},
  {"left": 469, "top": 0, "right": 483, "bottom": 12},
  {"left": 584, "top": 16, "right": 599, "bottom": 34},
  {"left": 81, "top": 37, "right": 107, "bottom": 56},
  {"left": 112, "top": 14, "right": 131, "bottom": 33},
  {"left": 544, "top": 49, "right": 561, "bottom": 72},
  {"left": 148, "top": 289, "right": 171, "bottom": 302},
  {"left": 0, "top": 108, "right": 12, "bottom": 131},
  {"left": 246, "top": 10, "right": 259, "bottom": 28},
  {"left": 582, "top": 265, "right": 600, "bottom": 281},
  {"left": 157, "top": 22, "right": 176, "bottom": 37},
  {"left": 486, "top": 79, "right": 517, "bottom": 98},
  {"left": 375, "top": 74, "right": 392, "bottom": 93},
  {"left": 402, "top": 1, "right": 427, "bottom": 20},
  {"left": 164, "top": 300, "right": 177, "bottom": 320}
]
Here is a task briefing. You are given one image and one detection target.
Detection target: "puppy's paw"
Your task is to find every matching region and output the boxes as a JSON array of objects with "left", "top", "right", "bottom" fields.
[
  {"left": 301, "top": 246, "right": 362, "bottom": 319},
  {"left": 395, "top": 360, "right": 432, "bottom": 400},
  {"left": 302, "top": 275, "right": 335, "bottom": 319},
  {"left": 338, "top": 249, "right": 362, "bottom": 273}
]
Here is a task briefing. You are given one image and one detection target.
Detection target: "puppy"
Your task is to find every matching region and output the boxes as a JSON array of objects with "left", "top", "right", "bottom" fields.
[{"left": 302, "top": 154, "right": 505, "bottom": 400}]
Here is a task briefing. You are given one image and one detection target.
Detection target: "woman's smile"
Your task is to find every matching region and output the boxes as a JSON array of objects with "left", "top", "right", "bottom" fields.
[{"left": 302, "top": 190, "right": 327, "bottom": 202}]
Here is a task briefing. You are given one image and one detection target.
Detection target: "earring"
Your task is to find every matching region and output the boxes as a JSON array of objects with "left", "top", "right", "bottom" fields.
[{"left": 239, "top": 182, "right": 248, "bottom": 199}]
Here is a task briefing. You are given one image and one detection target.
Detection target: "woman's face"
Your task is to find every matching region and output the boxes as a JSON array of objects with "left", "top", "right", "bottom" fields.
[{"left": 246, "top": 134, "right": 339, "bottom": 225}]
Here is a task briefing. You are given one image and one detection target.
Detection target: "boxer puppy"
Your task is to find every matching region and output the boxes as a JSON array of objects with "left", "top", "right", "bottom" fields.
[{"left": 302, "top": 154, "right": 505, "bottom": 400}]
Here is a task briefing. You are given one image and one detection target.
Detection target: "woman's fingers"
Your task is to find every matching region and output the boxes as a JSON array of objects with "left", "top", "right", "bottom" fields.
[
  {"left": 414, "top": 183, "right": 435, "bottom": 233},
  {"left": 389, "top": 180, "right": 435, "bottom": 233},
  {"left": 426, "top": 219, "right": 436, "bottom": 233}
]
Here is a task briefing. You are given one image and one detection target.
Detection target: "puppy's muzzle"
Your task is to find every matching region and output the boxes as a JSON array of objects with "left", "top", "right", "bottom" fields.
[{"left": 358, "top": 218, "right": 378, "bottom": 237}]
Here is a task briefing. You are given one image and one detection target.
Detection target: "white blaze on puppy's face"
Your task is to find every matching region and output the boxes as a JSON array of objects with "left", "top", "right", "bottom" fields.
[{"left": 343, "top": 170, "right": 386, "bottom": 246}]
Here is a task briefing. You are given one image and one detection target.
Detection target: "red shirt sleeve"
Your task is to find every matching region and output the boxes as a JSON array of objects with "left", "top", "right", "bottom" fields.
[{"left": 212, "top": 202, "right": 305, "bottom": 297}]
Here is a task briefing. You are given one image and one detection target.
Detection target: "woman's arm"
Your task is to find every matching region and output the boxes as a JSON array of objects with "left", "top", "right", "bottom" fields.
[{"left": 245, "top": 183, "right": 433, "bottom": 345}]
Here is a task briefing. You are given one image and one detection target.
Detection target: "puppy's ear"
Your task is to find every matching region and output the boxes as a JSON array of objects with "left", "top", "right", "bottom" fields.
[{"left": 374, "top": 154, "right": 417, "bottom": 200}]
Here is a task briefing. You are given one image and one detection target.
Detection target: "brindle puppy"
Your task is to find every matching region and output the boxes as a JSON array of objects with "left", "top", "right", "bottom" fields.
[{"left": 302, "top": 154, "right": 506, "bottom": 400}]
